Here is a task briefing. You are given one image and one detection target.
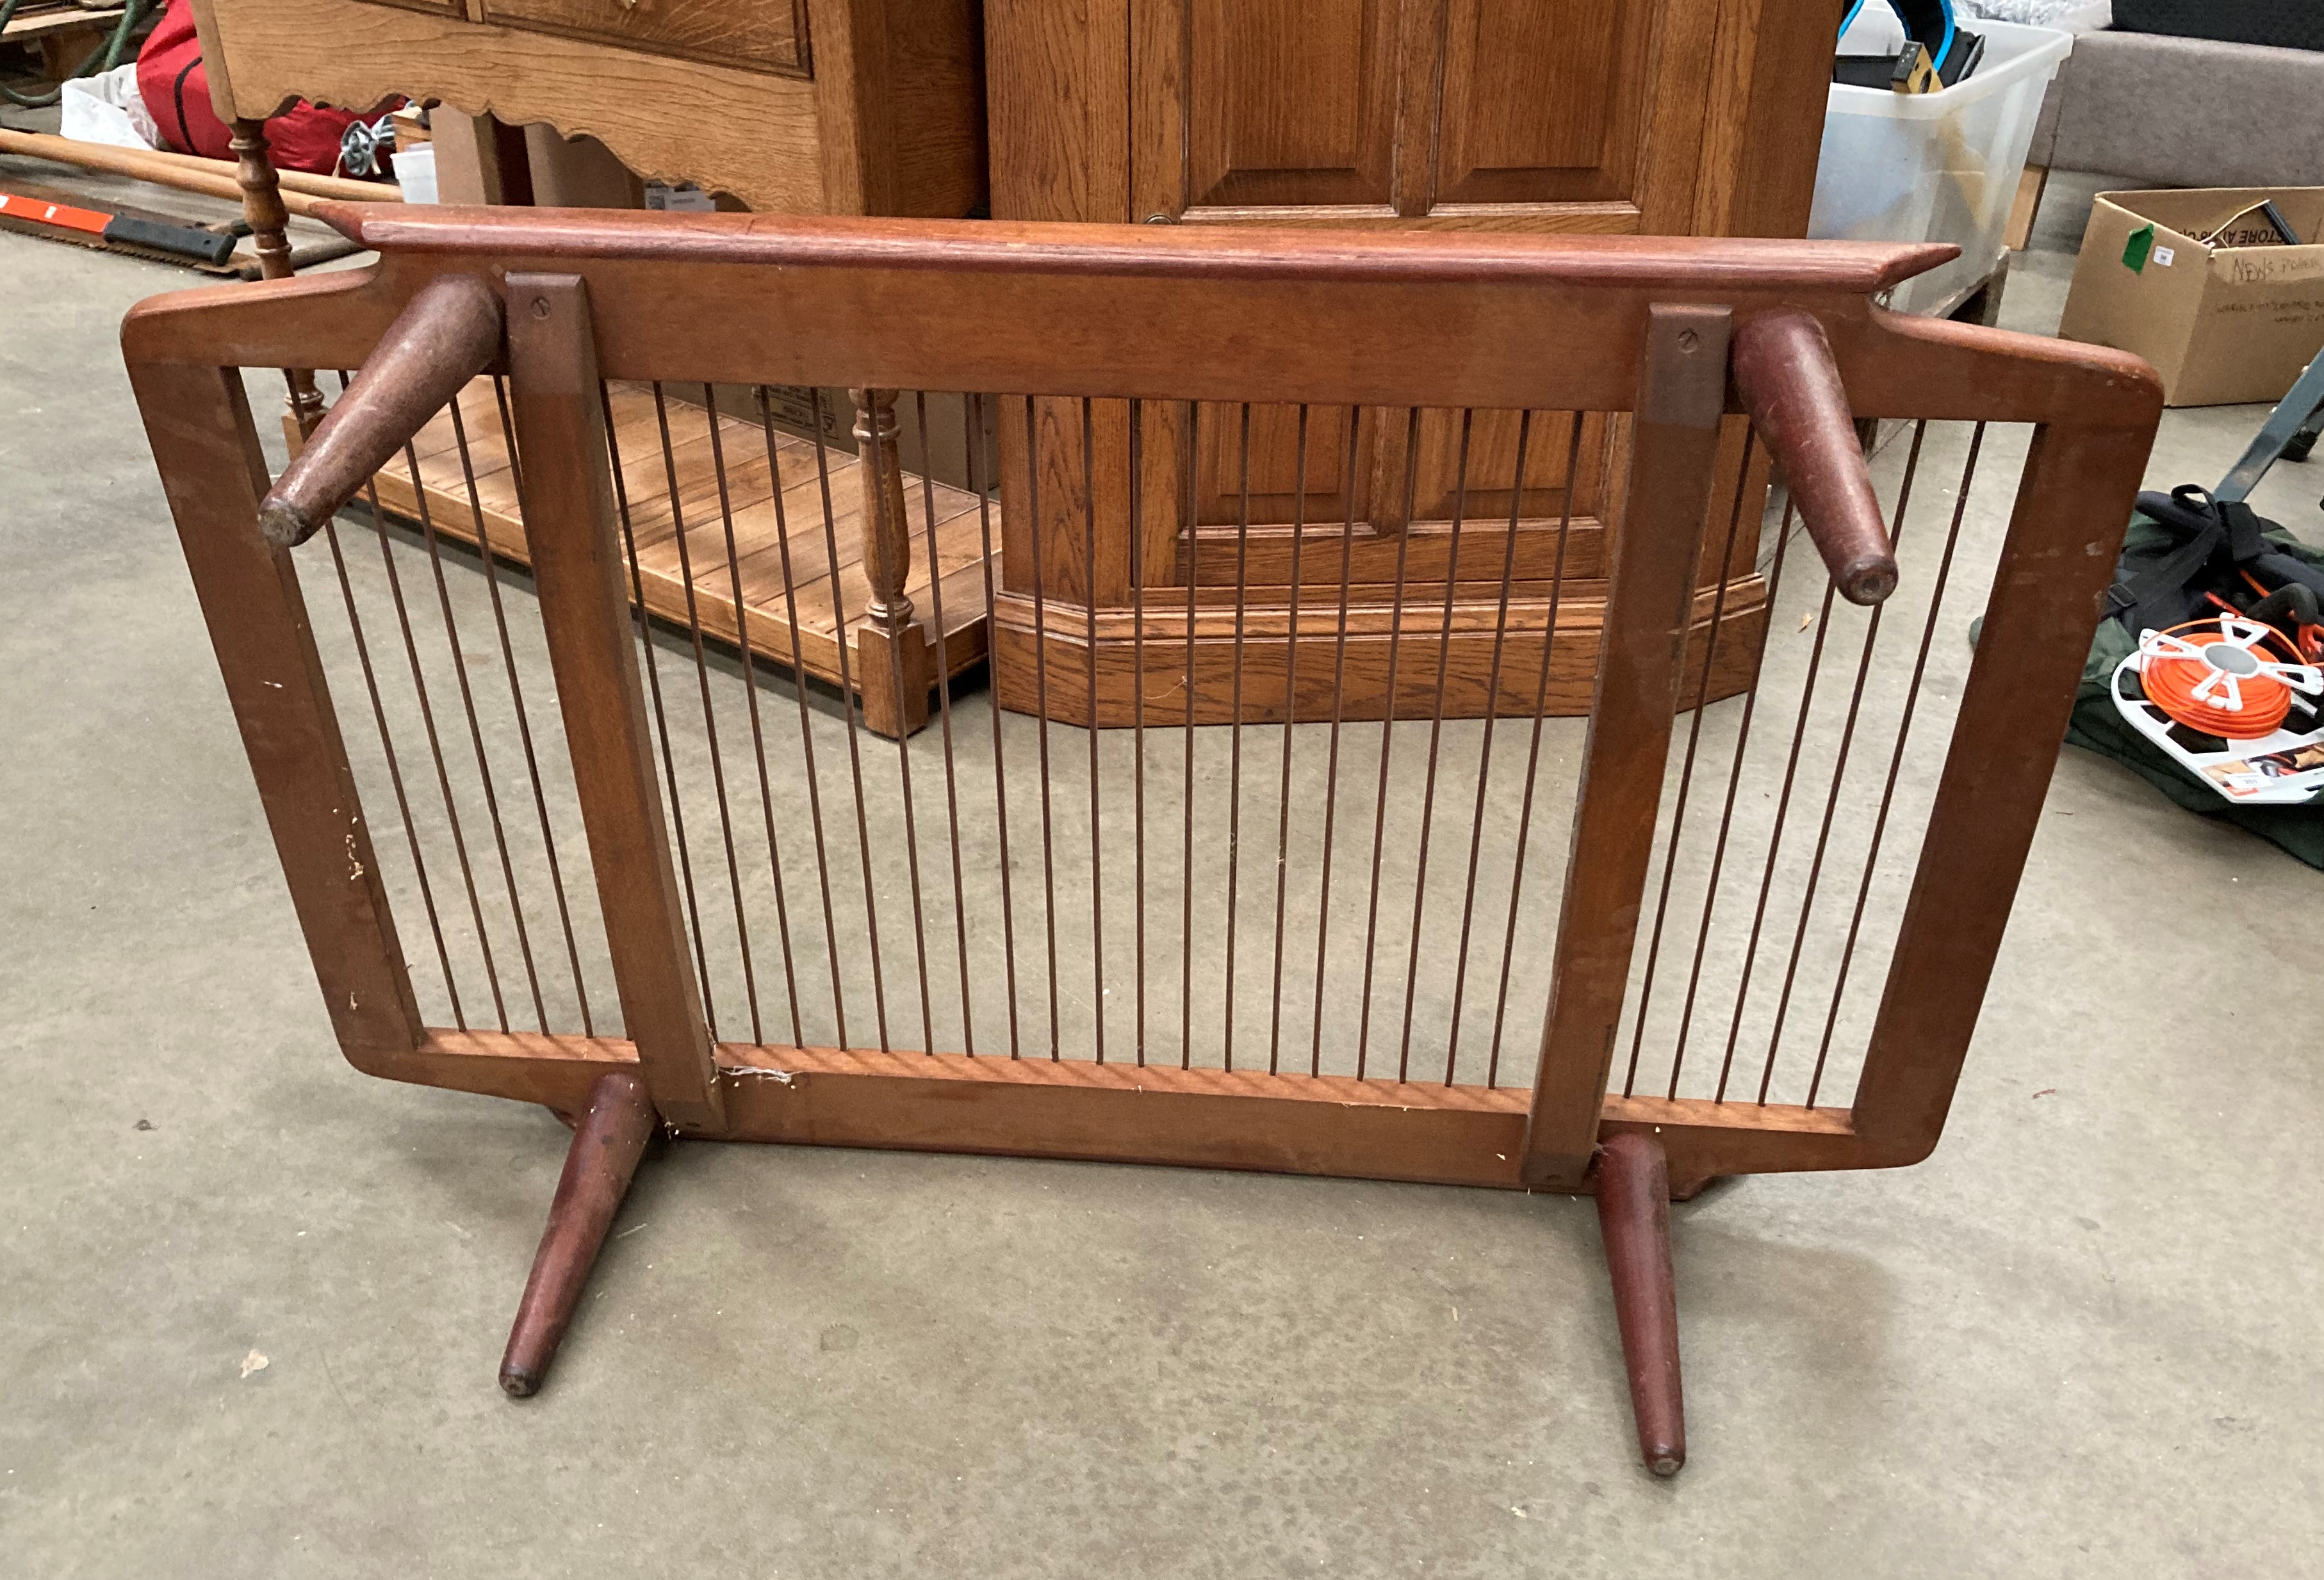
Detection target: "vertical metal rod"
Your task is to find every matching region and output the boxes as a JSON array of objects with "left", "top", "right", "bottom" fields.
[
  {"left": 805, "top": 389, "right": 892, "bottom": 1050},
  {"left": 1025, "top": 400, "right": 1063, "bottom": 1059},
  {"left": 917, "top": 391, "right": 975, "bottom": 1054},
  {"left": 1397, "top": 409, "right": 1475, "bottom": 1080},
  {"left": 1664, "top": 499, "right": 1802, "bottom": 1100},
  {"left": 865, "top": 391, "right": 935, "bottom": 1053},
  {"left": 601, "top": 388, "right": 717, "bottom": 1036},
  {"left": 1756, "top": 421, "right": 1926, "bottom": 1104},
  {"left": 372, "top": 443, "right": 507, "bottom": 1030},
  {"left": 650, "top": 385, "right": 758, "bottom": 1044},
  {"left": 1082, "top": 398, "right": 1107, "bottom": 1062},
  {"left": 326, "top": 461, "right": 462, "bottom": 1027},
  {"left": 406, "top": 439, "right": 546, "bottom": 1030},
  {"left": 1129, "top": 399, "right": 1149, "bottom": 1065},
  {"left": 1355, "top": 407, "right": 1425, "bottom": 1080},
  {"left": 1308, "top": 406, "right": 1364, "bottom": 1077},
  {"left": 1484, "top": 414, "right": 1587, "bottom": 1087},
  {"left": 756, "top": 389, "right": 850, "bottom": 1048},
  {"left": 1620, "top": 430, "right": 1759, "bottom": 1096},
  {"left": 969, "top": 394, "right": 1023, "bottom": 1057},
  {"left": 1221, "top": 403, "right": 1254, "bottom": 1071},
  {"left": 1179, "top": 401, "right": 1200, "bottom": 1071},
  {"left": 705, "top": 386, "right": 805, "bottom": 1045},
  {"left": 1713, "top": 516, "right": 1837, "bottom": 1104},
  {"left": 1443, "top": 410, "right": 1535, "bottom": 1086},
  {"left": 468, "top": 387, "right": 594, "bottom": 1035},
  {"left": 1807, "top": 422, "right": 1984, "bottom": 1107},
  {"left": 1266, "top": 405, "right": 1311, "bottom": 1075}
]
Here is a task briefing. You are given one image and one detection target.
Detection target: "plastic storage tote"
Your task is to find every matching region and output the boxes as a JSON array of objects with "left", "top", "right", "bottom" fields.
[{"left": 1808, "top": 15, "right": 2074, "bottom": 318}]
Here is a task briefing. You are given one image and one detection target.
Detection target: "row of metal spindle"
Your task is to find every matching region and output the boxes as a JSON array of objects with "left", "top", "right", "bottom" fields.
[{"left": 288, "top": 371, "right": 2016, "bottom": 1107}]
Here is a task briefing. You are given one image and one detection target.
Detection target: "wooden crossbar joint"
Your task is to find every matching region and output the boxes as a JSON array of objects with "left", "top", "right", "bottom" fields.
[
  {"left": 256, "top": 272, "right": 503, "bottom": 548},
  {"left": 1731, "top": 309, "right": 1897, "bottom": 606},
  {"left": 505, "top": 272, "right": 726, "bottom": 1134},
  {"left": 1521, "top": 304, "right": 1732, "bottom": 1189}
]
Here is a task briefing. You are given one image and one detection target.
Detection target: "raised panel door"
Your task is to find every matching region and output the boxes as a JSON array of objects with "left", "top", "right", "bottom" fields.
[
  {"left": 1429, "top": 0, "right": 1646, "bottom": 209},
  {"left": 1181, "top": 0, "right": 1402, "bottom": 213}
]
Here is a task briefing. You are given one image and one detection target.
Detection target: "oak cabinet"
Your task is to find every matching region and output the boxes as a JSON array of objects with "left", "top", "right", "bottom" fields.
[
  {"left": 464, "top": 0, "right": 812, "bottom": 77},
  {"left": 195, "top": 0, "right": 984, "bottom": 216},
  {"left": 987, "top": 0, "right": 1840, "bottom": 721}
]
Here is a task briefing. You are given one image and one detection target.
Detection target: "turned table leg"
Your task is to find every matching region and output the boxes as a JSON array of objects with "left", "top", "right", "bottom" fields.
[
  {"left": 850, "top": 386, "right": 932, "bottom": 738},
  {"left": 499, "top": 1068, "right": 659, "bottom": 1398},
  {"left": 228, "top": 117, "right": 326, "bottom": 438},
  {"left": 1595, "top": 1131, "right": 1687, "bottom": 1476}
]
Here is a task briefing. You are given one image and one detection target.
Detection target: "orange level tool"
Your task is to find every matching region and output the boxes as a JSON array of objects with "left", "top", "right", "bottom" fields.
[{"left": 0, "top": 191, "right": 236, "bottom": 266}]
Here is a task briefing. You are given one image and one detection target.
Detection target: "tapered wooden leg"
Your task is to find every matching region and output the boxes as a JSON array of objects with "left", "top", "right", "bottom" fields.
[
  {"left": 499, "top": 1068, "right": 659, "bottom": 1398},
  {"left": 1594, "top": 1132, "right": 1686, "bottom": 1476},
  {"left": 227, "top": 117, "right": 327, "bottom": 438}
]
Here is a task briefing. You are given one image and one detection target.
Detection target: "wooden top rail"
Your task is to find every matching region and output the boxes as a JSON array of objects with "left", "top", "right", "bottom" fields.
[
  {"left": 120, "top": 207, "right": 2163, "bottom": 431},
  {"left": 311, "top": 204, "right": 1956, "bottom": 291}
]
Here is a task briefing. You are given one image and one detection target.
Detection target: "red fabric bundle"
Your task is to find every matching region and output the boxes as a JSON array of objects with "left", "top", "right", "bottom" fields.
[{"left": 136, "top": 0, "right": 373, "bottom": 174}]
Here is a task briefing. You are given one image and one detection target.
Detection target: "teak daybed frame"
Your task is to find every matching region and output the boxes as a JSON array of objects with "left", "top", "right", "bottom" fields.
[{"left": 124, "top": 205, "right": 2161, "bottom": 1476}]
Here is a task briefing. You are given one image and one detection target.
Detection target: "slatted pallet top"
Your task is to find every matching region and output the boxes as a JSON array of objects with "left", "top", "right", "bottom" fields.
[{"left": 366, "top": 377, "right": 995, "bottom": 690}]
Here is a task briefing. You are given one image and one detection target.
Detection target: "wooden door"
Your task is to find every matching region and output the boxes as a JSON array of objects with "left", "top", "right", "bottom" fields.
[
  {"left": 1129, "top": 0, "right": 1709, "bottom": 234},
  {"left": 985, "top": 0, "right": 1833, "bottom": 626},
  {"left": 1122, "top": 0, "right": 1727, "bottom": 563}
]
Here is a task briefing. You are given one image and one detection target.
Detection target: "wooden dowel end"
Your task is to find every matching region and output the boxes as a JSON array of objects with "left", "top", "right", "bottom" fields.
[
  {"left": 1732, "top": 309, "right": 1897, "bottom": 607},
  {"left": 256, "top": 272, "right": 503, "bottom": 548}
]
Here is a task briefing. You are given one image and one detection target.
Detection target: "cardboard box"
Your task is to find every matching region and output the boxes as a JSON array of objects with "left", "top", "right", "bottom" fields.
[{"left": 2058, "top": 188, "right": 2324, "bottom": 407}]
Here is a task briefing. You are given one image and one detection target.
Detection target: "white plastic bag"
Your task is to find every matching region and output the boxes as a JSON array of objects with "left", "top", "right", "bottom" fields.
[
  {"left": 57, "top": 63, "right": 163, "bottom": 152},
  {"left": 389, "top": 144, "right": 438, "bottom": 204}
]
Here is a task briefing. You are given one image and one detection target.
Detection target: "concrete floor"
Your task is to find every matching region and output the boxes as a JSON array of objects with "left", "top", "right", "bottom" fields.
[{"left": 3, "top": 167, "right": 2323, "bottom": 1577}]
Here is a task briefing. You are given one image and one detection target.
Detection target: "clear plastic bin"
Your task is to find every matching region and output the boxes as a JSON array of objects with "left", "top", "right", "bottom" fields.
[{"left": 1808, "top": 15, "right": 2074, "bottom": 317}]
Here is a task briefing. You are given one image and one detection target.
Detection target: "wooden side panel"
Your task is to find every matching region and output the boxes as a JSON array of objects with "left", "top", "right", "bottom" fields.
[
  {"left": 874, "top": 0, "right": 988, "bottom": 219},
  {"left": 1706, "top": 0, "right": 1844, "bottom": 237},
  {"left": 988, "top": 0, "right": 1131, "bottom": 222},
  {"left": 126, "top": 359, "right": 423, "bottom": 1059},
  {"left": 1849, "top": 422, "right": 2156, "bottom": 1160}
]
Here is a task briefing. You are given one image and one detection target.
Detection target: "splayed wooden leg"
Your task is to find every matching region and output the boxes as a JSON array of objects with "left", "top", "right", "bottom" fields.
[
  {"left": 499, "top": 1068, "right": 659, "bottom": 1398},
  {"left": 1594, "top": 1131, "right": 1686, "bottom": 1476}
]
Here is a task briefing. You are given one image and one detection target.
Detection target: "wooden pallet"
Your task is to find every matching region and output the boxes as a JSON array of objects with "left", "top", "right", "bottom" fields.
[{"left": 345, "top": 378, "right": 995, "bottom": 727}]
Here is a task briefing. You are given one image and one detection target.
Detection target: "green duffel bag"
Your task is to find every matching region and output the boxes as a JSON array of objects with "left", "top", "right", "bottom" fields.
[{"left": 2063, "top": 487, "right": 2324, "bottom": 868}]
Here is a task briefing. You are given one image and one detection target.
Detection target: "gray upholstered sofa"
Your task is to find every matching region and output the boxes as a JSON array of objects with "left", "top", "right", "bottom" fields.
[{"left": 2022, "top": 27, "right": 2324, "bottom": 240}]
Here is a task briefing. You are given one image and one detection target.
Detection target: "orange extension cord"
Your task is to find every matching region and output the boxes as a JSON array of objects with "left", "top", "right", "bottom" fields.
[{"left": 2138, "top": 619, "right": 2300, "bottom": 740}]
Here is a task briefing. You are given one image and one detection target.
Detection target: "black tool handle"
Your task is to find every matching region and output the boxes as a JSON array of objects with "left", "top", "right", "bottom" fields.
[{"left": 102, "top": 215, "right": 237, "bottom": 266}]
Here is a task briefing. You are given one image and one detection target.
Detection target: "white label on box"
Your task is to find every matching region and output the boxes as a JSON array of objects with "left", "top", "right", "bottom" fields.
[
  {"left": 2152, "top": 246, "right": 2175, "bottom": 267},
  {"left": 644, "top": 183, "right": 717, "bottom": 213}
]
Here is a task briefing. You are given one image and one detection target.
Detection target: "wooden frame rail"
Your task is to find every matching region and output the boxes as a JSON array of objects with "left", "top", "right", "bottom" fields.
[{"left": 124, "top": 207, "right": 2161, "bottom": 1472}]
